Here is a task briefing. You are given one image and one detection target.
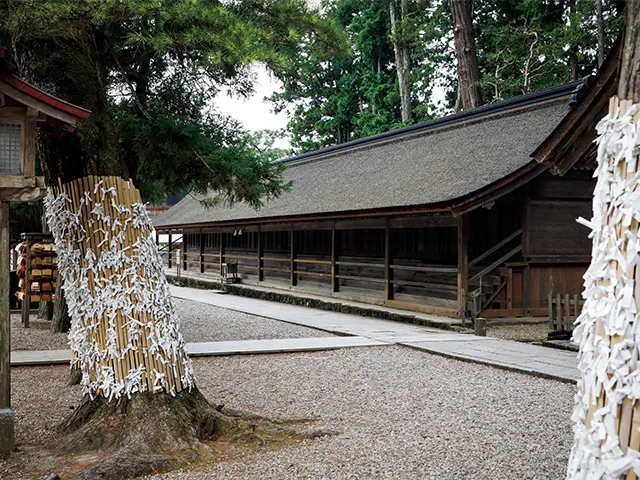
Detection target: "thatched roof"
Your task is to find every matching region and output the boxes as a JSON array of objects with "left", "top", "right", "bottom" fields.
[{"left": 156, "top": 84, "right": 577, "bottom": 229}]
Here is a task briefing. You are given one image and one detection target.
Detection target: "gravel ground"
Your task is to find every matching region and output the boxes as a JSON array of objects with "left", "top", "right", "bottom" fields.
[
  {"left": 10, "top": 313, "right": 68, "bottom": 351},
  {"left": 172, "top": 298, "right": 334, "bottom": 343},
  {"left": 10, "top": 298, "right": 332, "bottom": 351},
  {"left": 153, "top": 346, "right": 573, "bottom": 480},
  {"left": 487, "top": 322, "right": 549, "bottom": 343},
  {"left": 0, "top": 346, "right": 575, "bottom": 479}
]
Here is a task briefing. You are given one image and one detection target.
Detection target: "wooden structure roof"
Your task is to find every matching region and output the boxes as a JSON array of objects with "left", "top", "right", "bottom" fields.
[
  {"left": 532, "top": 40, "right": 621, "bottom": 175},
  {"left": 0, "top": 47, "right": 90, "bottom": 132},
  {"left": 156, "top": 83, "right": 580, "bottom": 230}
]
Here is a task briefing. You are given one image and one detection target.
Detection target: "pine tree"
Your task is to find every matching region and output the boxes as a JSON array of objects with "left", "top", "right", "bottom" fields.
[{"left": 1, "top": 0, "right": 341, "bottom": 476}]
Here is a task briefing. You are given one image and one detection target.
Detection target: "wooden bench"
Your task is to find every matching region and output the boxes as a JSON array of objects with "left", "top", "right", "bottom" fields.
[{"left": 221, "top": 262, "right": 240, "bottom": 283}]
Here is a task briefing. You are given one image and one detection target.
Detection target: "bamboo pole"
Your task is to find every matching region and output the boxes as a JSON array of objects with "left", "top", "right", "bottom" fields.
[{"left": 46, "top": 176, "right": 191, "bottom": 399}]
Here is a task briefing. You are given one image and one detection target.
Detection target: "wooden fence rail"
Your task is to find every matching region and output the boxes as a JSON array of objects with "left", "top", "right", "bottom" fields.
[{"left": 548, "top": 293, "right": 584, "bottom": 332}]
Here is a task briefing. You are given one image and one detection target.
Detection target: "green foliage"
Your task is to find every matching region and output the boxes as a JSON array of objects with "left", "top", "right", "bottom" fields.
[
  {"left": 273, "top": 0, "right": 624, "bottom": 150},
  {"left": 271, "top": 0, "right": 404, "bottom": 152},
  {"left": 2, "top": 0, "right": 343, "bottom": 207},
  {"left": 475, "top": 0, "right": 624, "bottom": 102},
  {"left": 9, "top": 203, "right": 42, "bottom": 242}
]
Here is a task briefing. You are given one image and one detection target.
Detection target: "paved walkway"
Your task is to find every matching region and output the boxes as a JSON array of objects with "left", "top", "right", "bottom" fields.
[
  {"left": 11, "top": 336, "right": 386, "bottom": 366},
  {"left": 171, "top": 285, "right": 580, "bottom": 383},
  {"left": 167, "top": 269, "right": 462, "bottom": 330}
]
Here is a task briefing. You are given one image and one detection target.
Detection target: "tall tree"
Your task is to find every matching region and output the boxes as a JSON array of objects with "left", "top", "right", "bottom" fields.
[
  {"left": 2, "top": 0, "right": 341, "bottom": 476},
  {"left": 271, "top": 0, "right": 403, "bottom": 151},
  {"left": 449, "top": 0, "right": 483, "bottom": 109},
  {"left": 597, "top": 0, "right": 606, "bottom": 67},
  {"left": 390, "top": 0, "right": 412, "bottom": 122},
  {"left": 568, "top": 1, "right": 640, "bottom": 477},
  {"left": 568, "top": 0, "right": 580, "bottom": 81}
]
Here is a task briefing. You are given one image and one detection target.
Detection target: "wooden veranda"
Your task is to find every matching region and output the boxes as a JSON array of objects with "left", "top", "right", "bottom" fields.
[{"left": 156, "top": 82, "right": 594, "bottom": 320}]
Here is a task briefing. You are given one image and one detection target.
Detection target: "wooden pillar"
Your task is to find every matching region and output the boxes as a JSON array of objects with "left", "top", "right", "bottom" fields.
[
  {"left": 0, "top": 202, "right": 14, "bottom": 456},
  {"left": 168, "top": 232, "right": 173, "bottom": 268},
  {"left": 457, "top": 214, "right": 469, "bottom": 323},
  {"left": 219, "top": 232, "right": 225, "bottom": 276},
  {"left": 384, "top": 219, "right": 393, "bottom": 301},
  {"left": 331, "top": 222, "right": 339, "bottom": 293},
  {"left": 506, "top": 267, "right": 513, "bottom": 310},
  {"left": 21, "top": 236, "right": 30, "bottom": 328},
  {"left": 182, "top": 233, "right": 187, "bottom": 271},
  {"left": 155, "top": 229, "right": 159, "bottom": 247},
  {"left": 290, "top": 224, "right": 297, "bottom": 287},
  {"left": 199, "top": 229, "right": 205, "bottom": 274},
  {"left": 522, "top": 264, "right": 531, "bottom": 311},
  {"left": 24, "top": 109, "right": 37, "bottom": 177},
  {"left": 257, "top": 226, "right": 264, "bottom": 282}
]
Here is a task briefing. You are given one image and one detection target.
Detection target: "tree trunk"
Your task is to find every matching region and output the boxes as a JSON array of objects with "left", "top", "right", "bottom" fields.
[
  {"left": 50, "top": 280, "right": 70, "bottom": 334},
  {"left": 618, "top": 1, "right": 640, "bottom": 101},
  {"left": 596, "top": 0, "right": 605, "bottom": 67},
  {"left": 449, "top": 0, "right": 483, "bottom": 110},
  {"left": 45, "top": 176, "right": 194, "bottom": 400},
  {"left": 390, "top": 0, "right": 412, "bottom": 122},
  {"left": 8, "top": 11, "right": 235, "bottom": 476},
  {"left": 567, "top": 2, "right": 640, "bottom": 477},
  {"left": 568, "top": 0, "right": 579, "bottom": 81}
]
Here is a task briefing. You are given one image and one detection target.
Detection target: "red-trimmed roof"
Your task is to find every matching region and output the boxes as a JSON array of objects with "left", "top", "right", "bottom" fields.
[{"left": 0, "top": 47, "right": 90, "bottom": 121}]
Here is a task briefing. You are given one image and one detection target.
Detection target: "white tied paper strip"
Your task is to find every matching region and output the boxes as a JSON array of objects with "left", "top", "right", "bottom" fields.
[
  {"left": 43, "top": 182, "right": 195, "bottom": 401},
  {"left": 568, "top": 103, "right": 640, "bottom": 479}
]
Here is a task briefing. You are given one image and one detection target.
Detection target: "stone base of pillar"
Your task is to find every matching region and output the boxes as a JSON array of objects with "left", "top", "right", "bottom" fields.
[{"left": 0, "top": 408, "right": 14, "bottom": 457}]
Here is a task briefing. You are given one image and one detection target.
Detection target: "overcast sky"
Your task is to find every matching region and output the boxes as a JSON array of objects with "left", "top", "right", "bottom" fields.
[{"left": 216, "top": 67, "right": 292, "bottom": 148}]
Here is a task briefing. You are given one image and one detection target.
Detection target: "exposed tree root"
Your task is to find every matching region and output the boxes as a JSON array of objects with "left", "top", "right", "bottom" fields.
[
  {"left": 68, "top": 368, "right": 82, "bottom": 386},
  {"left": 51, "top": 388, "right": 328, "bottom": 479}
]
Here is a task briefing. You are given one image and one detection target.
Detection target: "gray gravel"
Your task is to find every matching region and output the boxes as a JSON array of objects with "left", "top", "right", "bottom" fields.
[
  {"left": 10, "top": 313, "right": 68, "bottom": 351},
  {"left": 487, "top": 322, "right": 549, "bottom": 343},
  {"left": 10, "top": 298, "right": 333, "bottom": 351},
  {"left": 173, "top": 298, "right": 334, "bottom": 343},
  {"left": 0, "top": 346, "right": 574, "bottom": 479},
  {"left": 153, "top": 346, "right": 574, "bottom": 479}
]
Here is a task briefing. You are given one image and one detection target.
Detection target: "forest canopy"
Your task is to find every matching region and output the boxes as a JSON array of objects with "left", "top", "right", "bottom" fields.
[{"left": 273, "top": 0, "right": 624, "bottom": 152}]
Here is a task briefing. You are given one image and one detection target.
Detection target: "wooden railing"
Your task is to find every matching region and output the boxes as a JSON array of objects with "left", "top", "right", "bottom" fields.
[
  {"left": 167, "top": 244, "right": 460, "bottom": 303},
  {"left": 468, "top": 229, "right": 524, "bottom": 318},
  {"left": 469, "top": 228, "right": 523, "bottom": 268},
  {"left": 548, "top": 293, "right": 584, "bottom": 333}
]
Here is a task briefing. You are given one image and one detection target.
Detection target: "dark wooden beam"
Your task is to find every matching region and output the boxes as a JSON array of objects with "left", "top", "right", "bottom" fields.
[
  {"left": 0, "top": 202, "right": 12, "bottom": 456},
  {"left": 389, "top": 215, "right": 456, "bottom": 228},
  {"left": 331, "top": 222, "right": 339, "bottom": 293},
  {"left": 334, "top": 218, "right": 386, "bottom": 230},
  {"left": 290, "top": 224, "right": 297, "bottom": 286},
  {"left": 457, "top": 214, "right": 469, "bottom": 322},
  {"left": 451, "top": 162, "right": 547, "bottom": 216},
  {"left": 183, "top": 239, "right": 187, "bottom": 271},
  {"left": 219, "top": 232, "right": 225, "bottom": 276},
  {"left": 293, "top": 221, "right": 333, "bottom": 231},
  {"left": 168, "top": 233, "right": 173, "bottom": 269},
  {"left": 384, "top": 219, "right": 393, "bottom": 301},
  {"left": 257, "top": 226, "right": 264, "bottom": 282},
  {"left": 199, "top": 229, "right": 205, "bottom": 274}
]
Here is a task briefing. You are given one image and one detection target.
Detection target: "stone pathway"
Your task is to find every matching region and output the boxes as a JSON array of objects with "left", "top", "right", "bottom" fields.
[
  {"left": 11, "top": 336, "right": 387, "bottom": 366},
  {"left": 167, "top": 269, "right": 462, "bottom": 330},
  {"left": 171, "top": 285, "right": 580, "bottom": 383}
]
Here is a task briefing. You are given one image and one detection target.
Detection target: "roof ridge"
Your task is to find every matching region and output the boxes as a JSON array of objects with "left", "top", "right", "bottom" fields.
[{"left": 276, "top": 81, "right": 581, "bottom": 168}]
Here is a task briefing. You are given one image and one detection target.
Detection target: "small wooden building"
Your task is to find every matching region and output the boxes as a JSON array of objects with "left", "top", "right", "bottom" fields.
[
  {"left": 155, "top": 82, "right": 596, "bottom": 319},
  {"left": 0, "top": 47, "right": 89, "bottom": 201}
]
